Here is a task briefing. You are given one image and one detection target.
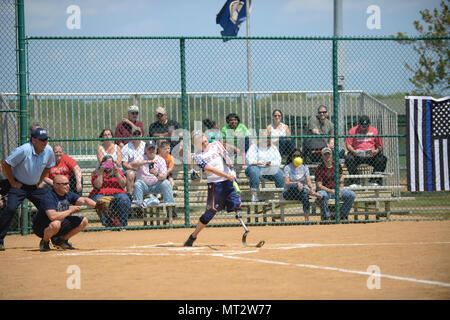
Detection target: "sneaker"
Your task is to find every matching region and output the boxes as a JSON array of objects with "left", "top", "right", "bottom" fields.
[
  {"left": 251, "top": 194, "right": 259, "bottom": 202},
  {"left": 39, "top": 239, "right": 51, "bottom": 252},
  {"left": 51, "top": 236, "right": 75, "bottom": 250},
  {"left": 368, "top": 182, "right": 379, "bottom": 186},
  {"left": 184, "top": 234, "right": 197, "bottom": 247},
  {"left": 190, "top": 170, "right": 200, "bottom": 181}
]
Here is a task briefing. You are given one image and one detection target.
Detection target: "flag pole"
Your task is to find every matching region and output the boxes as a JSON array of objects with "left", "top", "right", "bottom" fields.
[{"left": 246, "top": 0, "right": 253, "bottom": 131}]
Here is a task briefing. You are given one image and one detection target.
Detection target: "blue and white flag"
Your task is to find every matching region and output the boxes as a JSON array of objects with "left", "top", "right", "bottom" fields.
[
  {"left": 216, "top": 0, "right": 251, "bottom": 39},
  {"left": 406, "top": 96, "right": 450, "bottom": 191}
]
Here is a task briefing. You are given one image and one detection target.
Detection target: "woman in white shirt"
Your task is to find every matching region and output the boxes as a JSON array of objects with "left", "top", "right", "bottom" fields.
[
  {"left": 245, "top": 132, "right": 285, "bottom": 202},
  {"left": 266, "top": 109, "right": 294, "bottom": 157},
  {"left": 283, "top": 148, "right": 322, "bottom": 221},
  {"left": 97, "top": 129, "right": 122, "bottom": 169}
]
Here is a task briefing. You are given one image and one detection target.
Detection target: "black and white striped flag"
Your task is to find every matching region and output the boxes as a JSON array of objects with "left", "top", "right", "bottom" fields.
[{"left": 406, "top": 96, "right": 450, "bottom": 192}]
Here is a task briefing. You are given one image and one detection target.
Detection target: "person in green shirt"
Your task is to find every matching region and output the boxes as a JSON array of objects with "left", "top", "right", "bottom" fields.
[{"left": 221, "top": 113, "right": 250, "bottom": 162}]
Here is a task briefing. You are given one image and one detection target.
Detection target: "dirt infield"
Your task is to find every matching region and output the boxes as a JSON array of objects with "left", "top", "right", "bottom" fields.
[{"left": 0, "top": 220, "right": 449, "bottom": 300}]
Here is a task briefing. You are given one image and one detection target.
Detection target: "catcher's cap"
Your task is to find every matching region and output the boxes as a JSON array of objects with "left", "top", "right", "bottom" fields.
[
  {"left": 321, "top": 147, "right": 332, "bottom": 155},
  {"left": 31, "top": 127, "right": 49, "bottom": 140},
  {"left": 128, "top": 105, "right": 139, "bottom": 113},
  {"left": 145, "top": 140, "right": 157, "bottom": 149}
]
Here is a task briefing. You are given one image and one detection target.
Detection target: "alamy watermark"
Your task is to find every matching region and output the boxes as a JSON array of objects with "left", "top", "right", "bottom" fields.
[
  {"left": 66, "top": 265, "right": 81, "bottom": 289},
  {"left": 366, "top": 265, "right": 381, "bottom": 290},
  {"left": 366, "top": 5, "right": 381, "bottom": 30},
  {"left": 66, "top": 5, "right": 81, "bottom": 30}
]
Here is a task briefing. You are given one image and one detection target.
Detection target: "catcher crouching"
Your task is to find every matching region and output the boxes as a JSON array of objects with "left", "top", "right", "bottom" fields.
[{"left": 32, "top": 175, "right": 96, "bottom": 251}]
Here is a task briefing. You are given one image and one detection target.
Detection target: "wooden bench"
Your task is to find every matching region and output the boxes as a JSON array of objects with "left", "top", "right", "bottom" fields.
[{"left": 74, "top": 161, "right": 410, "bottom": 226}]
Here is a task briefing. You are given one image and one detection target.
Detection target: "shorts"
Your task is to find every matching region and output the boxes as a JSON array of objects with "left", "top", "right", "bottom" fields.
[
  {"left": 33, "top": 216, "right": 84, "bottom": 239},
  {"left": 206, "top": 180, "right": 241, "bottom": 213}
]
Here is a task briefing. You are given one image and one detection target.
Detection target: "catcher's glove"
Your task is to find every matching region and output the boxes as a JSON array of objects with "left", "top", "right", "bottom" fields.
[{"left": 95, "top": 196, "right": 114, "bottom": 218}]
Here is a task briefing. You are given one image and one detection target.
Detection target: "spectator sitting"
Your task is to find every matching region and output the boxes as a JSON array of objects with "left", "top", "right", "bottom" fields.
[
  {"left": 43, "top": 145, "right": 83, "bottom": 196},
  {"left": 89, "top": 155, "right": 130, "bottom": 227},
  {"left": 282, "top": 149, "right": 322, "bottom": 221},
  {"left": 158, "top": 140, "right": 175, "bottom": 188},
  {"left": 132, "top": 141, "right": 177, "bottom": 219},
  {"left": 221, "top": 113, "right": 250, "bottom": 162},
  {"left": 97, "top": 128, "right": 122, "bottom": 169},
  {"left": 344, "top": 115, "right": 387, "bottom": 186},
  {"left": 316, "top": 147, "right": 356, "bottom": 221},
  {"left": 121, "top": 127, "right": 146, "bottom": 197},
  {"left": 245, "top": 131, "right": 284, "bottom": 202},
  {"left": 266, "top": 109, "right": 294, "bottom": 157},
  {"left": 148, "top": 106, "right": 199, "bottom": 180},
  {"left": 32, "top": 175, "right": 95, "bottom": 251},
  {"left": 114, "top": 105, "right": 145, "bottom": 149},
  {"left": 148, "top": 106, "right": 182, "bottom": 151},
  {"left": 203, "top": 118, "right": 222, "bottom": 143},
  {"left": 304, "top": 105, "right": 345, "bottom": 163}
]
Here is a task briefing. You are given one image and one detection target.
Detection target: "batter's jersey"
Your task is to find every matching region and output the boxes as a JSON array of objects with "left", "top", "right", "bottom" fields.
[{"left": 193, "top": 141, "right": 233, "bottom": 184}]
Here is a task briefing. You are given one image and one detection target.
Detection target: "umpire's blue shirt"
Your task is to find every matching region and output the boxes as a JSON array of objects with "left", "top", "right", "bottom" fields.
[{"left": 5, "top": 142, "right": 55, "bottom": 186}]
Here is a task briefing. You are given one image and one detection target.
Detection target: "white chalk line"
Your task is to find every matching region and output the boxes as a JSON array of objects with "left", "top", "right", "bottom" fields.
[
  {"left": 12, "top": 241, "right": 450, "bottom": 288},
  {"left": 50, "top": 241, "right": 450, "bottom": 288},
  {"left": 212, "top": 254, "right": 450, "bottom": 288}
]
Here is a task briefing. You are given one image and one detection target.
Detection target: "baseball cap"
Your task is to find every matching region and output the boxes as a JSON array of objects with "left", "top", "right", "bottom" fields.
[
  {"left": 128, "top": 105, "right": 139, "bottom": 113},
  {"left": 321, "top": 147, "right": 332, "bottom": 155},
  {"left": 155, "top": 106, "right": 167, "bottom": 115},
  {"left": 31, "top": 128, "right": 49, "bottom": 140},
  {"left": 145, "top": 140, "right": 157, "bottom": 149},
  {"left": 359, "top": 115, "right": 371, "bottom": 128}
]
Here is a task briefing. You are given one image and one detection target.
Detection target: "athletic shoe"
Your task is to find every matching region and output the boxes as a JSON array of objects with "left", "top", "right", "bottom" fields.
[
  {"left": 190, "top": 170, "right": 200, "bottom": 181},
  {"left": 368, "top": 182, "right": 379, "bottom": 186},
  {"left": 39, "top": 239, "right": 51, "bottom": 252},
  {"left": 51, "top": 236, "right": 74, "bottom": 250},
  {"left": 184, "top": 234, "right": 197, "bottom": 247},
  {"left": 251, "top": 194, "right": 259, "bottom": 202}
]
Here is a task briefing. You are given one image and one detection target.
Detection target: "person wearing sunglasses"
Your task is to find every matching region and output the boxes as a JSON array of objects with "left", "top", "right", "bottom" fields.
[
  {"left": 304, "top": 105, "right": 345, "bottom": 163},
  {"left": 32, "top": 175, "right": 96, "bottom": 251},
  {"left": 0, "top": 127, "right": 55, "bottom": 251},
  {"left": 114, "top": 105, "right": 145, "bottom": 149}
]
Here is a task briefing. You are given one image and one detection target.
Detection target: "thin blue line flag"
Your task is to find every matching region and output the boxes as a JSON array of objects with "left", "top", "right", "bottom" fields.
[
  {"left": 216, "top": 0, "right": 251, "bottom": 40},
  {"left": 406, "top": 96, "right": 450, "bottom": 191}
]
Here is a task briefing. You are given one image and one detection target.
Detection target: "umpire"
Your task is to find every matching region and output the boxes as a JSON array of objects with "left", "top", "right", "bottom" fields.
[{"left": 0, "top": 128, "right": 55, "bottom": 251}]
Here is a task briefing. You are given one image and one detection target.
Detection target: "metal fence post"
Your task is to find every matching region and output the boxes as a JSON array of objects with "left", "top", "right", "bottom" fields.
[
  {"left": 180, "top": 37, "right": 190, "bottom": 227},
  {"left": 332, "top": 37, "right": 341, "bottom": 223},
  {"left": 16, "top": 0, "right": 29, "bottom": 235}
]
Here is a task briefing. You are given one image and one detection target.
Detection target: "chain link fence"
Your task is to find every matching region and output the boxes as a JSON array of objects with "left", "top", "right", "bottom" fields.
[
  {"left": 1, "top": 2, "right": 449, "bottom": 234},
  {"left": 1, "top": 0, "right": 20, "bottom": 234}
]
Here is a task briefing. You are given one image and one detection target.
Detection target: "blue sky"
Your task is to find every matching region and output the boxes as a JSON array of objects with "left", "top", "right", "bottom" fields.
[
  {"left": 24, "top": 0, "right": 442, "bottom": 37},
  {"left": 1, "top": 0, "right": 443, "bottom": 95}
]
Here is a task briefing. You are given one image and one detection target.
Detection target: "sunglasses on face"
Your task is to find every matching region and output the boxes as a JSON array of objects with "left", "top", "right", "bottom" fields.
[
  {"left": 318, "top": 111, "right": 327, "bottom": 114},
  {"left": 130, "top": 112, "right": 138, "bottom": 115}
]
